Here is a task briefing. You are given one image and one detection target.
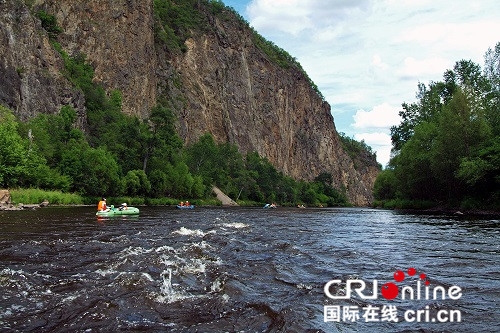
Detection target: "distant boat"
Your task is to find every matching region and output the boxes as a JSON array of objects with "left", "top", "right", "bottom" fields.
[
  {"left": 177, "top": 205, "right": 194, "bottom": 209},
  {"left": 263, "top": 204, "right": 276, "bottom": 209}
]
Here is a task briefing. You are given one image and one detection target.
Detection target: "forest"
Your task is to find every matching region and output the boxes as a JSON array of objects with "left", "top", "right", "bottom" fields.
[{"left": 374, "top": 43, "right": 499, "bottom": 210}]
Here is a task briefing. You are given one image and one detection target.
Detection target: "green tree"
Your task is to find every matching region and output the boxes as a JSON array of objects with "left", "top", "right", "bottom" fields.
[
  {"left": 146, "top": 105, "right": 183, "bottom": 172},
  {"left": 59, "top": 140, "right": 121, "bottom": 196},
  {"left": 373, "top": 169, "right": 397, "bottom": 200},
  {"left": 0, "top": 106, "right": 70, "bottom": 191},
  {"left": 0, "top": 106, "right": 29, "bottom": 187},
  {"left": 148, "top": 169, "right": 168, "bottom": 197},
  {"left": 457, "top": 137, "right": 500, "bottom": 200},
  {"left": 123, "top": 170, "right": 151, "bottom": 196},
  {"left": 36, "top": 10, "right": 62, "bottom": 39},
  {"left": 379, "top": 44, "right": 499, "bottom": 207},
  {"left": 184, "top": 133, "right": 220, "bottom": 185},
  {"left": 393, "top": 122, "right": 438, "bottom": 200}
]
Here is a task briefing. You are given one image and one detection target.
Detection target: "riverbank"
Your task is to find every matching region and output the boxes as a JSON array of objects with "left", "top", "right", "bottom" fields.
[
  {"left": 4, "top": 188, "right": 348, "bottom": 210},
  {"left": 6, "top": 189, "right": 223, "bottom": 207},
  {"left": 373, "top": 199, "right": 500, "bottom": 218},
  {"left": 9, "top": 188, "right": 85, "bottom": 205},
  {"left": 1, "top": 188, "right": 223, "bottom": 210}
]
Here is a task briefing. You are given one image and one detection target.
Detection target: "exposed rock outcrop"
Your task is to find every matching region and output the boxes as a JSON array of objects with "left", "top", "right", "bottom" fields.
[
  {"left": 0, "top": 189, "right": 11, "bottom": 205},
  {"left": 40, "top": 0, "right": 158, "bottom": 118},
  {"left": 212, "top": 186, "right": 238, "bottom": 206},
  {"left": 0, "top": 0, "right": 85, "bottom": 125}
]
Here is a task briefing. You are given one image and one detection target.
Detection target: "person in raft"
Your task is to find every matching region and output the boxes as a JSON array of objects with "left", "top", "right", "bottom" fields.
[
  {"left": 179, "top": 201, "right": 185, "bottom": 206},
  {"left": 97, "top": 197, "right": 109, "bottom": 212},
  {"left": 185, "top": 201, "right": 190, "bottom": 207},
  {"left": 119, "top": 203, "right": 128, "bottom": 211}
]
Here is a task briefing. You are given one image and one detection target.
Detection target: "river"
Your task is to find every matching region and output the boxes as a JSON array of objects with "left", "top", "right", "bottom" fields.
[{"left": 0, "top": 207, "right": 498, "bottom": 332}]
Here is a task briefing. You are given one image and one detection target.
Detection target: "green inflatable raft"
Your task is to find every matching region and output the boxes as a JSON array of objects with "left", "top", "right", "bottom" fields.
[{"left": 96, "top": 207, "right": 140, "bottom": 216}]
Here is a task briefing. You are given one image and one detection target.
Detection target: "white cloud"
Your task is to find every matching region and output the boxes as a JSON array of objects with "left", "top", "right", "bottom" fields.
[
  {"left": 352, "top": 103, "right": 401, "bottom": 130},
  {"left": 397, "top": 57, "right": 451, "bottom": 80},
  {"left": 351, "top": 103, "right": 402, "bottom": 167},
  {"left": 247, "top": 0, "right": 312, "bottom": 35},
  {"left": 395, "top": 21, "right": 500, "bottom": 52},
  {"left": 372, "top": 55, "right": 389, "bottom": 71},
  {"left": 354, "top": 132, "right": 391, "bottom": 146},
  {"left": 247, "top": 0, "right": 371, "bottom": 35},
  {"left": 313, "top": 25, "right": 344, "bottom": 43},
  {"left": 384, "top": 0, "right": 433, "bottom": 5}
]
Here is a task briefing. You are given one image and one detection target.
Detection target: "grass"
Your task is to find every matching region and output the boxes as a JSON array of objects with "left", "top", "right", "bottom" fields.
[{"left": 10, "top": 188, "right": 85, "bottom": 205}]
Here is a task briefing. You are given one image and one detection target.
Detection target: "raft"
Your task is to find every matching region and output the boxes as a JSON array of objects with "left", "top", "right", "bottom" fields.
[
  {"left": 176, "top": 205, "right": 194, "bottom": 209},
  {"left": 96, "top": 207, "right": 140, "bottom": 216},
  {"left": 263, "top": 204, "right": 277, "bottom": 209}
]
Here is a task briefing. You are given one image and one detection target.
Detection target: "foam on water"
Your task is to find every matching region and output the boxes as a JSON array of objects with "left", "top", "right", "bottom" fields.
[
  {"left": 210, "top": 277, "right": 225, "bottom": 293},
  {"left": 156, "top": 269, "right": 195, "bottom": 303},
  {"left": 181, "top": 259, "right": 206, "bottom": 274},
  {"left": 155, "top": 245, "right": 175, "bottom": 253},
  {"left": 95, "top": 268, "right": 118, "bottom": 277},
  {"left": 221, "top": 222, "right": 249, "bottom": 229},
  {"left": 120, "top": 246, "right": 155, "bottom": 257},
  {"left": 172, "top": 227, "right": 215, "bottom": 237},
  {"left": 142, "top": 272, "right": 154, "bottom": 282}
]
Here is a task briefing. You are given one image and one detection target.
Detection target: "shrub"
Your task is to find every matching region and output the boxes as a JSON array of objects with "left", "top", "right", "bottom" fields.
[
  {"left": 10, "top": 188, "right": 84, "bottom": 205},
  {"left": 36, "top": 10, "right": 62, "bottom": 39},
  {"left": 122, "top": 170, "right": 151, "bottom": 197}
]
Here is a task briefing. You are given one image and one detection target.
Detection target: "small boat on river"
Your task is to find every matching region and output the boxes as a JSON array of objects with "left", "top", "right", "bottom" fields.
[
  {"left": 176, "top": 205, "right": 195, "bottom": 209},
  {"left": 96, "top": 207, "right": 140, "bottom": 216}
]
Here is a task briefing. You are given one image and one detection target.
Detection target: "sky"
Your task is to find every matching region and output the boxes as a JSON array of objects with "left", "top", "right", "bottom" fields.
[{"left": 221, "top": 0, "right": 500, "bottom": 166}]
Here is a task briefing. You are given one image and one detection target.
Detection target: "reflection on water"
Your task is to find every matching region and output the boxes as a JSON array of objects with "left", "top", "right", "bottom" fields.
[{"left": 0, "top": 207, "right": 498, "bottom": 332}]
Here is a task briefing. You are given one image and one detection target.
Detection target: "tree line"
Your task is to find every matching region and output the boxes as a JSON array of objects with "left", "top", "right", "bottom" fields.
[
  {"left": 0, "top": 103, "right": 349, "bottom": 206},
  {"left": 374, "top": 43, "right": 499, "bottom": 210}
]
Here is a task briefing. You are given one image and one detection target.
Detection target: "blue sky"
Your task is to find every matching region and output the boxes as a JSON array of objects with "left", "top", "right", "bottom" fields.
[{"left": 221, "top": 0, "right": 499, "bottom": 166}]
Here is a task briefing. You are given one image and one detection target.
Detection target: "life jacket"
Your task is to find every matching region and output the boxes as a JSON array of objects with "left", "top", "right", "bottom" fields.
[{"left": 97, "top": 200, "right": 106, "bottom": 211}]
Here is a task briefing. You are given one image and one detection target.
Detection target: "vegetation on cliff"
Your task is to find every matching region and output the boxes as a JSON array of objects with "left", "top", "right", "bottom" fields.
[
  {"left": 338, "top": 133, "right": 380, "bottom": 170},
  {"left": 374, "top": 43, "right": 500, "bottom": 210}
]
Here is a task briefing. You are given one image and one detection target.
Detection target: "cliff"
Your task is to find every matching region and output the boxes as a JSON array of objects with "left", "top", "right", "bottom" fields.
[
  {"left": 0, "top": 0, "right": 379, "bottom": 205},
  {"left": 0, "top": 0, "right": 85, "bottom": 126}
]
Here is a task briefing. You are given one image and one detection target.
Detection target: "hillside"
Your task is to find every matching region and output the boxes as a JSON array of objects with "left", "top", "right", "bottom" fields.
[{"left": 0, "top": 0, "right": 380, "bottom": 205}]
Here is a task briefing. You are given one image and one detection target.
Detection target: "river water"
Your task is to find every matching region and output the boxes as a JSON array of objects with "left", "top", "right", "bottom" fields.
[{"left": 0, "top": 207, "right": 498, "bottom": 332}]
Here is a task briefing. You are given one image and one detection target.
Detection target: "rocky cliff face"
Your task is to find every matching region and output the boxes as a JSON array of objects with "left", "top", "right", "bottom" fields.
[
  {"left": 0, "top": 0, "right": 379, "bottom": 205},
  {"left": 161, "top": 8, "right": 379, "bottom": 205},
  {"left": 40, "top": 0, "right": 157, "bottom": 118},
  {"left": 0, "top": 0, "right": 85, "bottom": 125}
]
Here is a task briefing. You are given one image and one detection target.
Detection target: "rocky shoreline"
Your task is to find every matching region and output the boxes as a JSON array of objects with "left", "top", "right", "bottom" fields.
[
  {"left": 0, "top": 189, "right": 49, "bottom": 211},
  {"left": 0, "top": 201, "right": 49, "bottom": 211}
]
